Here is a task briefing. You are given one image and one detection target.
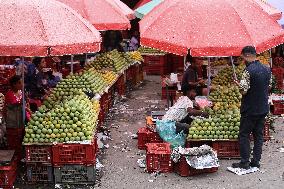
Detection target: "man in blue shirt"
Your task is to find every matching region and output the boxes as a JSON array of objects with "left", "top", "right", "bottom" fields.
[{"left": 232, "top": 46, "right": 271, "bottom": 169}]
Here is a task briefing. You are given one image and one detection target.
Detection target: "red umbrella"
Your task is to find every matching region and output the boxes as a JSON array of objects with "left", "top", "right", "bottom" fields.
[
  {"left": 253, "top": 0, "right": 282, "bottom": 21},
  {"left": 110, "top": 0, "right": 136, "bottom": 20},
  {"left": 0, "top": 0, "right": 101, "bottom": 57},
  {"left": 57, "top": 0, "right": 131, "bottom": 31},
  {"left": 140, "top": 0, "right": 284, "bottom": 56},
  {"left": 134, "top": 0, "right": 151, "bottom": 10}
]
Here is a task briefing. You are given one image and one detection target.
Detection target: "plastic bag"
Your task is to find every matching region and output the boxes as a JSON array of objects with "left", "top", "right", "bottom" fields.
[
  {"left": 156, "top": 120, "right": 186, "bottom": 149},
  {"left": 195, "top": 96, "right": 212, "bottom": 109}
]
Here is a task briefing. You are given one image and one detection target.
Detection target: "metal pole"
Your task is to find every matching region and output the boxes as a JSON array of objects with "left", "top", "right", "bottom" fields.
[
  {"left": 21, "top": 57, "right": 25, "bottom": 125},
  {"left": 207, "top": 57, "right": 211, "bottom": 97},
  {"left": 183, "top": 56, "right": 187, "bottom": 71},
  {"left": 71, "top": 55, "right": 74, "bottom": 73},
  {"left": 269, "top": 49, "right": 273, "bottom": 68},
  {"left": 85, "top": 53, "right": 88, "bottom": 66},
  {"left": 230, "top": 56, "right": 237, "bottom": 80}
]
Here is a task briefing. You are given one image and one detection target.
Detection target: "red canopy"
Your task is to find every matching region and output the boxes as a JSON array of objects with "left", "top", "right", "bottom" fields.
[
  {"left": 57, "top": 0, "right": 131, "bottom": 31},
  {"left": 0, "top": 0, "right": 101, "bottom": 57},
  {"left": 253, "top": 0, "right": 282, "bottom": 21},
  {"left": 140, "top": 0, "right": 284, "bottom": 56},
  {"left": 134, "top": 0, "right": 151, "bottom": 10}
]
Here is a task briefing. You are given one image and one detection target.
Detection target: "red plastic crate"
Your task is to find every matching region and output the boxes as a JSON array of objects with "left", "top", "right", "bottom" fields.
[
  {"left": 6, "top": 128, "right": 24, "bottom": 156},
  {"left": 185, "top": 140, "right": 213, "bottom": 148},
  {"left": 186, "top": 140, "right": 239, "bottom": 158},
  {"left": 26, "top": 162, "right": 54, "bottom": 183},
  {"left": 137, "top": 127, "right": 163, "bottom": 150},
  {"left": 25, "top": 145, "right": 52, "bottom": 164},
  {"left": 146, "top": 143, "right": 173, "bottom": 173},
  {"left": 115, "top": 75, "right": 126, "bottom": 96},
  {"left": 250, "top": 121, "right": 270, "bottom": 141},
  {"left": 212, "top": 140, "right": 240, "bottom": 159},
  {"left": 167, "top": 54, "right": 184, "bottom": 73},
  {"left": 53, "top": 164, "right": 95, "bottom": 184},
  {"left": 97, "top": 108, "right": 106, "bottom": 128},
  {"left": 272, "top": 68, "right": 284, "bottom": 90},
  {"left": 272, "top": 100, "right": 284, "bottom": 115},
  {"left": 174, "top": 155, "right": 218, "bottom": 177},
  {"left": 52, "top": 140, "right": 97, "bottom": 166},
  {"left": 0, "top": 156, "right": 17, "bottom": 189}
]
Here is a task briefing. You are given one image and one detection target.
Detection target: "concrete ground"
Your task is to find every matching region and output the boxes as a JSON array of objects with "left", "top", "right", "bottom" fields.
[{"left": 97, "top": 75, "right": 284, "bottom": 189}]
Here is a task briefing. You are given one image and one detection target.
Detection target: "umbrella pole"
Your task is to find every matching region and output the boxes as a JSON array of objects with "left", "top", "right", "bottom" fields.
[
  {"left": 183, "top": 56, "right": 186, "bottom": 71},
  {"left": 269, "top": 49, "right": 273, "bottom": 68},
  {"left": 230, "top": 56, "right": 237, "bottom": 80},
  {"left": 207, "top": 57, "right": 211, "bottom": 97},
  {"left": 85, "top": 53, "right": 88, "bottom": 66},
  {"left": 71, "top": 55, "right": 74, "bottom": 74},
  {"left": 21, "top": 57, "right": 26, "bottom": 126}
]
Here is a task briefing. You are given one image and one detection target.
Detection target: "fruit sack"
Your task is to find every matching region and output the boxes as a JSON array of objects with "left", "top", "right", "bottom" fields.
[
  {"left": 162, "top": 96, "right": 193, "bottom": 121},
  {"left": 171, "top": 145, "right": 219, "bottom": 169},
  {"left": 156, "top": 120, "right": 186, "bottom": 148}
]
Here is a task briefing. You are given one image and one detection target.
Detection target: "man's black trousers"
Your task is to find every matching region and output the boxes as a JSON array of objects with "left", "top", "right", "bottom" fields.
[{"left": 239, "top": 114, "right": 266, "bottom": 164}]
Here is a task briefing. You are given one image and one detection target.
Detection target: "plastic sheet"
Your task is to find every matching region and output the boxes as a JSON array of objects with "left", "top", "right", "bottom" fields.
[
  {"left": 156, "top": 120, "right": 186, "bottom": 148},
  {"left": 171, "top": 145, "right": 219, "bottom": 169},
  {"left": 195, "top": 96, "right": 212, "bottom": 109}
]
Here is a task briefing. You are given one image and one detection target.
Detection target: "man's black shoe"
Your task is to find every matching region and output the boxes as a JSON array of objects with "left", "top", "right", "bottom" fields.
[
  {"left": 249, "top": 161, "right": 260, "bottom": 168},
  {"left": 232, "top": 162, "right": 250, "bottom": 169}
]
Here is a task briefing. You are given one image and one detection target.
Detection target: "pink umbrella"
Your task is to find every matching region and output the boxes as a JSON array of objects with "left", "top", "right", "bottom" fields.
[
  {"left": 110, "top": 0, "right": 136, "bottom": 20},
  {"left": 252, "top": 0, "right": 282, "bottom": 21},
  {"left": 140, "top": 0, "right": 284, "bottom": 56},
  {"left": 0, "top": 0, "right": 101, "bottom": 57},
  {"left": 57, "top": 0, "right": 131, "bottom": 31}
]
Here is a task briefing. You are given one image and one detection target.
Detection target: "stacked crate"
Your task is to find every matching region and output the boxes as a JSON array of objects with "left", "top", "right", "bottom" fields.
[
  {"left": 145, "top": 143, "right": 173, "bottom": 173},
  {"left": 272, "top": 67, "right": 284, "bottom": 91},
  {"left": 143, "top": 55, "right": 169, "bottom": 75},
  {"left": 0, "top": 150, "right": 18, "bottom": 189},
  {"left": 137, "top": 127, "right": 163, "bottom": 150},
  {"left": 52, "top": 139, "right": 97, "bottom": 185},
  {"left": 25, "top": 145, "right": 54, "bottom": 184}
]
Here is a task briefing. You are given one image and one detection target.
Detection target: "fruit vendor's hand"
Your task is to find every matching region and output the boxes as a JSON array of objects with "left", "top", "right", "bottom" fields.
[
  {"left": 201, "top": 111, "right": 209, "bottom": 118},
  {"left": 233, "top": 78, "right": 240, "bottom": 86},
  {"left": 198, "top": 79, "right": 205, "bottom": 84}
]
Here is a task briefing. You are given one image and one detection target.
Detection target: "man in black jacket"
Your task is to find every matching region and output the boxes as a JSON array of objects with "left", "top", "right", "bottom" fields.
[{"left": 232, "top": 46, "right": 271, "bottom": 169}]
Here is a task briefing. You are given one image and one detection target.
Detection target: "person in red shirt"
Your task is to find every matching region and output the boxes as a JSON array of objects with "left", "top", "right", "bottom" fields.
[{"left": 4, "top": 75, "right": 31, "bottom": 123}]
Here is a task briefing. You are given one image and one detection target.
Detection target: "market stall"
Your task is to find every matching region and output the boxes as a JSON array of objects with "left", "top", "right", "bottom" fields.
[
  {"left": 134, "top": 0, "right": 284, "bottom": 177},
  {"left": 0, "top": 0, "right": 104, "bottom": 188}
]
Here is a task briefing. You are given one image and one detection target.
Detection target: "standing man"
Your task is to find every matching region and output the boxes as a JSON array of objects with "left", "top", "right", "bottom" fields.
[
  {"left": 181, "top": 55, "right": 205, "bottom": 96},
  {"left": 232, "top": 46, "right": 271, "bottom": 169}
]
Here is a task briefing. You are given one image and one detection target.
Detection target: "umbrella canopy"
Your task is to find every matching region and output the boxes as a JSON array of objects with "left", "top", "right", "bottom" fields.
[
  {"left": 57, "top": 0, "right": 131, "bottom": 31},
  {"left": 134, "top": 0, "right": 151, "bottom": 10},
  {"left": 135, "top": 0, "right": 163, "bottom": 19},
  {"left": 267, "top": 0, "right": 284, "bottom": 27},
  {"left": 0, "top": 0, "right": 101, "bottom": 57},
  {"left": 140, "top": 0, "right": 284, "bottom": 56},
  {"left": 110, "top": 0, "right": 136, "bottom": 20},
  {"left": 252, "top": 0, "right": 282, "bottom": 21}
]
